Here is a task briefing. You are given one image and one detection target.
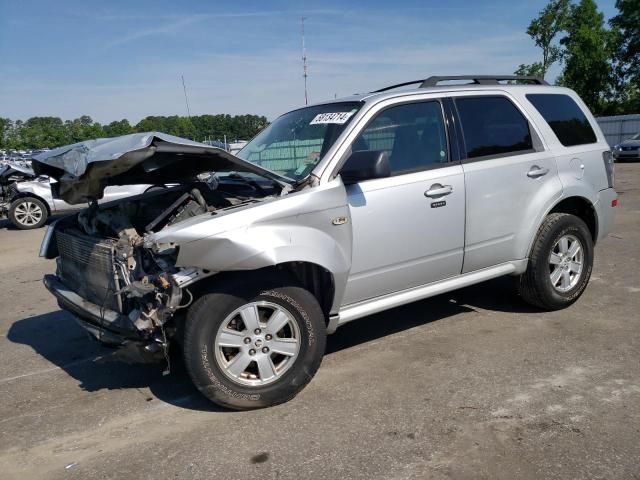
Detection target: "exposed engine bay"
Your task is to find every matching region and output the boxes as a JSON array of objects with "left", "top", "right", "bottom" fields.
[
  {"left": 33, "top": 132, "right": 300, "bottom": 366},
  {"left": 0, "top": 163, "right": 37, "bottom": 218},
  {"left": 48, "top": 176, "right": 275, "bottom": 364}
]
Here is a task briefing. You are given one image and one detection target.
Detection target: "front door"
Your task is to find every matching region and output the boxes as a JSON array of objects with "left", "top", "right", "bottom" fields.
[{"left": 340, "top": 100, "right": 465, "bottom": 305}]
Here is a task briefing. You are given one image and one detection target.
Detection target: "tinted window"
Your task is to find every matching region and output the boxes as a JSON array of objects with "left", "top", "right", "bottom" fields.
[
  {"left": 526, "top": 94, "right": 597, "bottom": 146},
  {"left": 455, "top": 96, "right": 533, "bottom": 159},
  {"left": 352, "top": 101, "right": 448, "bottom": 175}
]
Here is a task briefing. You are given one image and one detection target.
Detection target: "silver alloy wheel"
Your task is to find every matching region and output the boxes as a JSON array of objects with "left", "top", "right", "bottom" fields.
[
  {"left": 549, "top": 234, "right": 584, "bottom": 292},
  {"left": 214, "top": 301, "right": 301, "bottom": 387},
  {"left": 14, "top": 200, "right": 43, "bottom": 226}
]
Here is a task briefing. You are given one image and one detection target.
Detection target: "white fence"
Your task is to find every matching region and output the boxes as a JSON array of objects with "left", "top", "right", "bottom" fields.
[{"left": 596, "top": 114, "right": 640, "bottom": 146}]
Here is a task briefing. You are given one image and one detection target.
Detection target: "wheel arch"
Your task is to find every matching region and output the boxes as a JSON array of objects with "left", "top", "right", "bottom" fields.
[
  {"left": 10, "top": 192, "right": 52, "bottom": 215},
  {"left": 548, "top": 196, "right": 598, "bottom": 243},
  {"left": 188, "top": 262, "right": 337, "bottom": 326},
  {"left": 522, "top": 195, "right": 598, "bottom": 265}
]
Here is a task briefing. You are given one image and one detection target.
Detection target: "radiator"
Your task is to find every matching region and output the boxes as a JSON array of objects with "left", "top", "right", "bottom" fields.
[{"left": 55, "top": 230, "right": 123, "bottom": 313}]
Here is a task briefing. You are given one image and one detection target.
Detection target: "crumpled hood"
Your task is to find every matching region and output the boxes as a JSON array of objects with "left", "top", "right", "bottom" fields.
[
  {"left": 0, "top": 163, "right": 36, "bottom": 186},
  {"left": 1, "top": 163, "right": 35, "bottom": 178},
  {"left": 31, "top": 132, "right": 285, "bottom": 204}
]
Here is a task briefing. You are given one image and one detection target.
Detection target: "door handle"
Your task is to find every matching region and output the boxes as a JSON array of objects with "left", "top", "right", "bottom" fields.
[
  {"left": 425, "top": 184, "right": 453, "bottom": 198},
  {"left": 527, "top": 166, "right": 550, "bottom": 178}
]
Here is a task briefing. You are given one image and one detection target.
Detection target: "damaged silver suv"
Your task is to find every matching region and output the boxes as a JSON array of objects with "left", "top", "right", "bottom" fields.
[{"left": 37, "top": 75, "right": 618, "bottom": 410}]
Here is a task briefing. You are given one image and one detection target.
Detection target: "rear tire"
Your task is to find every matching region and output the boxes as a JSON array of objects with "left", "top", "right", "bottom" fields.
[
  {"left": 9, "top": 197, "right": 48, "bottom": 229},
  {"left": 518, "top": 213, "right": 594, "bottom": 310},
  {"left": 183, "top": 274, "right": 326, "bottom": 410}
]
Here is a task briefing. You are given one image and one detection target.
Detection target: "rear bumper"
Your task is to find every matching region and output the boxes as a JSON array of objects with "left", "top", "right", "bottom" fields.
[{"left": 595, "top": 188, "right": 618, "bottom": 243}]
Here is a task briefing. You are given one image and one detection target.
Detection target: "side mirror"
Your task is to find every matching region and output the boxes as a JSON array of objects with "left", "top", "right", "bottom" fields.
[{"left": 340, "top": 150, "right": 390, "bottom": 185}]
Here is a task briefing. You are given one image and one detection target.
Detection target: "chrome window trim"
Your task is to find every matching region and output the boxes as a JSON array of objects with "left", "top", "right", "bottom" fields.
[{"left": 316, "top": 89, "right": 550, "bottom": 184}]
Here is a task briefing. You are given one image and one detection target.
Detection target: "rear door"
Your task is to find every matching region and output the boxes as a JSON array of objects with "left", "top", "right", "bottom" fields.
[
  {"left": 340, "top": 99, "right": 466, "bottom": 305},
  {"left": 452, "top": 93, "right": 562, "bottom": 272}
]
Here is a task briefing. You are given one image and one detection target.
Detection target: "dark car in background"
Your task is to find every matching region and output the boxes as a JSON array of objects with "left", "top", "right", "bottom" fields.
[{"left": 613, "top": 132, "right": 640, "bottom": 161}]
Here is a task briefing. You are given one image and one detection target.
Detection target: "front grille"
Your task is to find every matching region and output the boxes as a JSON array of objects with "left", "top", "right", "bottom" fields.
[
  {"left": 622, "top": 146, "right": 639, "bottom": 151},
  {"left": 55, "top": 230, "right": 122, "bottom": 312}
]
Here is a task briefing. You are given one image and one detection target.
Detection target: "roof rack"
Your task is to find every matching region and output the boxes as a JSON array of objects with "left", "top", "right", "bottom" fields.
[{"left": 372, "top": 75, "right": 549, "bottom": 93}]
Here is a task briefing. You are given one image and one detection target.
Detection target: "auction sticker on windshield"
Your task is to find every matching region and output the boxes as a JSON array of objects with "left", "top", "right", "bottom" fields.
[{"left": 310, "top": 111, "right": 355, "bottom": 125}]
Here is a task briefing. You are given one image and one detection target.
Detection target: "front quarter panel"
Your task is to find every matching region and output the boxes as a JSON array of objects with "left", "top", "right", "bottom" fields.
[
  {"left": 15, "top": 180, "right": 54, "bottom": 208},
  {"left": 151, "top": 180, "right": 353, "bottom": 312}
]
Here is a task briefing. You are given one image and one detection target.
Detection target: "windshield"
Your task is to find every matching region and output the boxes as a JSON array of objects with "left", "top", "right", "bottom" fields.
[
  {"left": 633, "top": 132, "right": 640, "bottom": 140},
  {"left": 237, "top": 102, "right": 361, "bottom": 181}
]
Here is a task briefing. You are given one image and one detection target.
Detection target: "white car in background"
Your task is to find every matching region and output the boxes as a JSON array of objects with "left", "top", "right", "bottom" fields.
[{"left": 0, "top": 163, "right": 153, "bottom": 229}]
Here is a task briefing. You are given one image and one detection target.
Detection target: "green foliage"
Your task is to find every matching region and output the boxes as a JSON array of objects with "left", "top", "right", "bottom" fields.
[
  {"left": 0, "top": 113, "right": 268, "bottom": 150},
  {"left": 610, "top": 0, "right": 640, "bottom": 86},
  {"left": 514, "top": 62, "right": 546, "bottom": 78},
  {"left": 608, "top": 0, "right": 640, "bottom": 113},
  {"left": 518, "top": 0, "right": 639, "bottom": 115},
  {"left": 559, "top": 0, "right": 614, "bottom": 113},
  {"left": 103, "top": 119, "right": 133, "bottom": 137},
  {"left": 524, "top": 0, "right": 571, "bottom": 78}
]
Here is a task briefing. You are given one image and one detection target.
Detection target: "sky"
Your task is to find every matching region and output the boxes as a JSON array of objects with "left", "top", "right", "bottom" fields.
[{"left": 0, "top": 0, "right": 618, "bottom": 124}]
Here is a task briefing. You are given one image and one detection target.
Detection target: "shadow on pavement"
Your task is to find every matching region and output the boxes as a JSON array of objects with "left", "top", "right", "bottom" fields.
[
  {"left": 325, "top": 276, "right": 539, "bottom": 354},
  {"left": 7, "top": 276, "right": 537, "bottom": 411},
  {"left": 0, "top": 216, "right": 58, "bottom": 230},
  {"left": 6, "top": 309, "right": 220, "bottom": 412}
]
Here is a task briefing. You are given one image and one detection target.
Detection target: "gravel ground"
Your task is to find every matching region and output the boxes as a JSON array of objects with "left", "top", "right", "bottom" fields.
[{"left": 0, "top": 164, "right": 638, "bottom": 480}]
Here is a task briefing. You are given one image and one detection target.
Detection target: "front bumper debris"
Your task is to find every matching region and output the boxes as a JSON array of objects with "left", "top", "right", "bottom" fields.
[{"left": 43, "top": 274, "right": 165, "bottom": 362}]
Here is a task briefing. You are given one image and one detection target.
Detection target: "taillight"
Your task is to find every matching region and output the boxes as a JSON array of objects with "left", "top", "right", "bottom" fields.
[{"left": 603, "top": 150, "right": 615, "bottom": 188}]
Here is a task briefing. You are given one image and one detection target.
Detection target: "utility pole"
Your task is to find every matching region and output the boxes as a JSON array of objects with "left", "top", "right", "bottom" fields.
[
  {"left": 301, "top": 16, "right": 308, "bottom": 105},
  {"left": 181, "top": 75, "right": 191, "bottom": 118}
]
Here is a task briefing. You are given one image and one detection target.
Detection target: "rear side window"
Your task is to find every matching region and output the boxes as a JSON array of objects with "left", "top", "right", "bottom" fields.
[
  {"left": 526, "top": 94, "right": 597, "bottom": 146},
  {"left": 455, "top": 96, "right": 533, "bottom": 159}
]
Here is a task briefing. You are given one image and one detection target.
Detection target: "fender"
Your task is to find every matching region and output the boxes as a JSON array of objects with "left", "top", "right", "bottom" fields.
[
  {"left": 508, "top": 177, "right": 563, "bottom": 270},
  {"left": 148, "top": 180, "right": 354, "bottom": 312},
  {"left": 523, "top": 189, "right": 599, "bottom": 261},
  {"left": 8, "top": 191, "right": 52, "bottom": 215}
]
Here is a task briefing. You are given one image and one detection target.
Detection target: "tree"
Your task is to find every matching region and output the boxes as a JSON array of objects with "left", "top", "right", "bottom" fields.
[
  {"left": 609, "top": 0, "right": 640, "bottom": 112},
  {"left": 518, "top": 0, "right": 571, "bottom": 79},
  {"left": 610, "top": 0, "right": 640, "bottom": 85},
  {"left": 21, "top": 117, "right": 68, "bottom": 147},
  {"left": 103, "top": 119, "right": 133, "bottom": 137},
  {"left": 0, "top": 113, "right": 269, "bottom": 150},
  {"left": 559, "top": 0, "right": 614, "bottom": 113},
  {"left": 514, "top": 62, "right": 546, "bottom": 78},
  {"left": 0, "top": 118, "right": 11, "bottom": 149}
]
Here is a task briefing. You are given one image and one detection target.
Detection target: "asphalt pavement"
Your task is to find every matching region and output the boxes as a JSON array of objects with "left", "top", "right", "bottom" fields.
[{"left": 0, "top": 164, "right": 638, "bottom": 480}]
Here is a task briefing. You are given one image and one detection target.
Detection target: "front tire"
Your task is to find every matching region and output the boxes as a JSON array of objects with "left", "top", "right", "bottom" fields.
[
  {"left": 183, "top": 275, "right": 326, "bottom": 410},
  {"left": 518, "top": 213, "right": 594, "bottom": 310},
  {"left": 9, "top": 197, "right": 48, "bottom": 229}
]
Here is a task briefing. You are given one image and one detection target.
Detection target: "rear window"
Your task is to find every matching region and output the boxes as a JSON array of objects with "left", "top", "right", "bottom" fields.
[
  {"left": 526, "top": 94, "right": 597, "bottom": 146},
  {"left": 455, "top": 96, "right": 533, "bottom": 159}
]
